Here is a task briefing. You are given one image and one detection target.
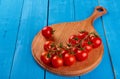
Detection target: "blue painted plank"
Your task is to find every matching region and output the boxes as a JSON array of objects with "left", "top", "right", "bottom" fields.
[
  {"left": 9, "top": 0, "right": 48, "bottom": 79},
  {"left": 45, "top": 0, "right": 79, "bottom": 79},
  {"left": 48, "top": 0, "right": 75, "bottom": 25},
  {"left": 74, "top": 0, "right": 114, "bottom": 79},
  {"left": 0, "top": 0, "right": 23, "bottom": 19},
  {"left": 0, "top": 0, "right": 1, "bottom": 5},
  {"left": 99, "top": 0, "right": 120, "bottom": 79},
  {"left": 0, "top": 0, "right": 24, "bottom": 79}
]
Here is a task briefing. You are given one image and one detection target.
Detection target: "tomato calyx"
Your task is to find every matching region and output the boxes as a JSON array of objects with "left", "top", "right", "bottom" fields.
[
  {"left": 51, "top": 30, "right": 56, "bottom": 34},
  {"left": 47, "top": 53, "right": 51, "bottom": 58}
]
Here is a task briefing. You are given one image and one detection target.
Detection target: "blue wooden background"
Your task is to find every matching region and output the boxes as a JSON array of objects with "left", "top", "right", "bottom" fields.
[{"left": 0, "top": 0, "right": 119, "bottom": 79}]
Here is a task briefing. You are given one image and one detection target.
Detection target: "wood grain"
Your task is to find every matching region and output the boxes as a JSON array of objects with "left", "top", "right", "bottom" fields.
[{"left": 32, "top": 6, "right": 106, "bottom": 76}]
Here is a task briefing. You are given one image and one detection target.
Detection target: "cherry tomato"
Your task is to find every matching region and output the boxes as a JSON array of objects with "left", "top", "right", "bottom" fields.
[
  {"left": 69, "top": 35, "right": 79, "bottom": 46},
  {"left": 42, "top": 26, "right": 53, "bottom": 39},
  {"left": 71, "top": 47, "right": 78, "bottom": 53},
  {"left": 63, "top": 53, "right": 76, "bottom": 66},
  {"left": 84, "top": 44, "right": 92, "bottom": 52},
  {"left": 44, "top": 41, "right": 56, "bottom": 51},
  {"left": 89, "top": 35, "right": 95, "bottom": 41},
  {"left": 75, "top": 50, "right": 88, "bottom": 61},
  {"left": 91, "top": 37, "right": 102, "bottom": 48},
  {"left": 61, "top": 49, "right": 69, "bottom": 56},
  {"left": 78, "top": 31, "right": 88, "bottom": 39},
  {"left": 52, "top": 55, "right": 63, "bottom": 68},
  {"left": 81, "top": 39, "right": 92, "bottom": 52},
  {"left": 81, "top": 39, "right": 89, "bottom": 47},
  {"left": 41, "top": 52, "right": 51, "bottom": 65}
]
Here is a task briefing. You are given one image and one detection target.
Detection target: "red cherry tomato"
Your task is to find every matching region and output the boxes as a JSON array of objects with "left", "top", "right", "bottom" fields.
[
  {"left": 81, "top": 38, "right": 93, "bottom": 52},
  {"left": 78, "top": 31, "right": 88, "bottom": 39},
  {"left": 44, "top": 41, "right": 56, "bottom": 51},
  {"left": 81, "top": 39, "right": 89, "bottom": 47},
  {"left": 42, "top": 26, "right": 53, "bottom": 39},
  {"left": 75, "top": 50, "right": 88, "bottom": 61},
  {"left": 41, "top": 52, "right": 51, "bottom": 65},
  {"left": 91, "top": 37, "right": 102, "bottom": 48},
  {"left": 84, "top": 44, "right": 92, "bottom": 52},
  {"left": 71, "top": 47, "right": 78, "bottom": 53},
  {"left": 52, "top": 55, "right": 63, "bottom": 68},
  {"left": 69, "top": 35, "right": 79, "bottom": 46},
  {"left": 61, "top": 49, "right": 69, "bottom": 56},
  {"left": 89, "top": 35, "right": 95, "bottom": 41},
  {"left": 63, "top": 53, "right": 76, "bottom": 66}
]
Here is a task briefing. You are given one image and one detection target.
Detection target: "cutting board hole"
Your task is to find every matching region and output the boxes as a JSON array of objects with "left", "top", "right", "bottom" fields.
[{"left": 97, "top": 8, "right": 104, "bottom": 12}]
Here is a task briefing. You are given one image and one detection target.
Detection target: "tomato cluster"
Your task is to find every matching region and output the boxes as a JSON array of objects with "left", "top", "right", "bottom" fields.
[{"left": 41, "top": 26, "right": 102, "bottom": 68}]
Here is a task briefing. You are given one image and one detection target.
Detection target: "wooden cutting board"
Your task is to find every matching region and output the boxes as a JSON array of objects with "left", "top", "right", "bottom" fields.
[{"left": 32, "top": 6, "right": 107, "bottom": 76}]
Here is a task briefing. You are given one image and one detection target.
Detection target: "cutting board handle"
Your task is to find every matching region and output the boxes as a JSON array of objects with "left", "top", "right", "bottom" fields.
[{"left": 88, "top": 6, "right": 107, "bottom": 24}]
